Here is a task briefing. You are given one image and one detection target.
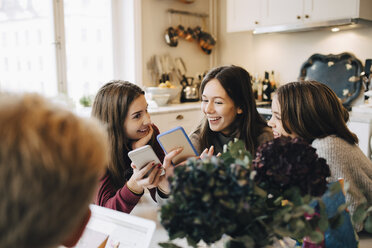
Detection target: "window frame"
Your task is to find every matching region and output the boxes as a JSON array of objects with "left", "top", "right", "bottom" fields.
[{"left": 14, "top": 0, "right": 142, "bottom": 98}]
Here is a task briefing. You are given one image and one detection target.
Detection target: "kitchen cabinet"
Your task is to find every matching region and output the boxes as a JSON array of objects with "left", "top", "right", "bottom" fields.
[
  {"left": 348, "top": 111, "right": 372, "bottom": 160},
  {"left": 265, "top": 0, "right": 306, "bottom": 26},
  {"left": 226, "top": 0, "right": 268, "bottom": 32},
  {"left": 309, "top": 0, "right": 360, "bottom": 22},
  {"left": 227, "top": 0, "right": 371, "bottom": 33},
  {"left": 149, "top": 104, "right": 203, "bottom": 135},
  {"left": 265, "top": 0, "right": 359, "bottom": 26}
]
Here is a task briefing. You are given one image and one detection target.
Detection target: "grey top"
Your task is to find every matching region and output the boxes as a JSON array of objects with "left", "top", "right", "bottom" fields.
[
  {"left": 312, "top": 135, "right": 372, "bottom": 231},
  {"left": 189, "top": 126, "right": 273, "bottom": 156}
]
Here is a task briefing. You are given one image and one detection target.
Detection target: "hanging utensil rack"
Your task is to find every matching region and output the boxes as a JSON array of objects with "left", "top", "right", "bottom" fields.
[{"left": 167, "top": 8, "right": 209, "bottom": 18}]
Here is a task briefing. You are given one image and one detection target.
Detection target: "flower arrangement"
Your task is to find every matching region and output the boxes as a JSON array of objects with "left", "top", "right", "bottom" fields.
[
  {"left": 254, "top": 137, "right": 330, "bottom": 198},
  {"left": 159, "top": 137, "right": 347, "bottom": 248}
]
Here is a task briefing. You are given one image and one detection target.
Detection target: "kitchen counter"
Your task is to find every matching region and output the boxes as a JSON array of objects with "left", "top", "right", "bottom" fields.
[
  {"left": 350, "top": 106, "right": 372, "bottom": 123},
  {"left": 148, "top": 102, "right": 201, "bottom": 114},
  {"left": 74, "top": 102, "right": 201, "bottom": 117},
  {"left": 257, "top": 106, "right": 372, "bottom": 124}
]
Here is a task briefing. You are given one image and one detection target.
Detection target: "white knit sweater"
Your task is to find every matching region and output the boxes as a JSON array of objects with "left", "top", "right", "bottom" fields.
[{"left": 312, "top": 135, "right": 372, "bottom": 220}]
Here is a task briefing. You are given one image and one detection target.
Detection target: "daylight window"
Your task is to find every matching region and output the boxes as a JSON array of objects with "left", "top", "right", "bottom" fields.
[{"left": 0, "top": 0, "right": 116, "bottom": 107}]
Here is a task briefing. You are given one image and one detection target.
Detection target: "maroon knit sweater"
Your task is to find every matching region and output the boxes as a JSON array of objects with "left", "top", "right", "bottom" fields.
[{"left": 95, "top": 124, "right": 166, "bottom": 213}]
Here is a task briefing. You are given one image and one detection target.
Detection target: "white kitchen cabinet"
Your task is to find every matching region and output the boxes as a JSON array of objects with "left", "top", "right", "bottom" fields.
[
  {"left": 227, "top": 0, "right": 371, "bottom": 33},
  {"left": 309, "top": 0, "right": 359, "bottom": 22},
  {"left": 266, "top": 0, "right": 360, "bottom": 26},
  {"left": 150, "top": 107, "right": 203, "bottom": 135},
  {"left": 266, "top": 0, "right": 305, "bottom": 26},
  {"left": 226, "top": 0, "right": 268, "bottom": 32},
  {"left": 348, "top": 111, "right": 372, "bottom": 160}
]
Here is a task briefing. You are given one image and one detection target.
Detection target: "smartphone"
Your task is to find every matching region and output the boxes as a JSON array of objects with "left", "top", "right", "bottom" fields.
[
  {"left": 157, "top": 126, "right": 199, "bottom": 165},
  {"left": 128, "top": 145, "right": 165, "bottom": 176}
]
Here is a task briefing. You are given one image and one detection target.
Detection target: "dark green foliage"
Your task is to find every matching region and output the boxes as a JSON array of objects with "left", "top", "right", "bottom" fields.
[
  {"left": 352, "top": 203, "right": 372, "bottom": 233},
  {"left": 159, "top": 138, "right": 346, "bottom": 248}
]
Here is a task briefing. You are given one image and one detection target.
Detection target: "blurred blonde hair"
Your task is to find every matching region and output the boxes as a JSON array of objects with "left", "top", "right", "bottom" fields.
[{"left": 0, "top": 93, "right": 108, "bottom": 248}]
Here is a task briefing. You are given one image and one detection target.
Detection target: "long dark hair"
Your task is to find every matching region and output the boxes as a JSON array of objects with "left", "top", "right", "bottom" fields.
[
  {"left": 198, "top": 65, "right": 269, "bottom": 154},
  {"left": 91, "top": 80, "right": 157, "bottom": 188},
  {"left": 277, "top": 80, "right": 358, "bottom": 144}
]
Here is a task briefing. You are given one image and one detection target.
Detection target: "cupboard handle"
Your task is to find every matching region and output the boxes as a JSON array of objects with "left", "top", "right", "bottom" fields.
[
  {"left": 297, "top": 15, "right": 301, "bottom": 19},
  {"left": 176, "top": 114, "right": 184, "bottom": 120},
  {"left": 254, "top": 21, "right": 259, "bottom": 25},
  {"left": 305, "top": 14, "right": 309, "bottom": 19}
]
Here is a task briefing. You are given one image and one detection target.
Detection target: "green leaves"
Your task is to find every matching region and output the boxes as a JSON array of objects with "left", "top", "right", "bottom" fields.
[
  {"left": 160, "top": 140, "right": 256, "bottom": 247},
  {"left": 159, "top": 138, "right": 369, "bottom": 248},
  {"left": 365, "top": 215, "right": 372, "bottom": 233},
  {"left": 353, "top": 202, "right": 368, "bottom": 224},
  {"left": 352, "top": 202, "right": 372, "bottom": 232}
]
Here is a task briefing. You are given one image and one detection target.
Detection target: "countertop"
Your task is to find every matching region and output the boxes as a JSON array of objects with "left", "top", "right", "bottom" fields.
[
  {"left": 74, "top": 102, "right": 201, "bottom": 117},
  {"left": 75, "top": 101, "right": 372, "bottom": 123},
  {"left": 350, "top": 105, "right": 372, "bottom": 123},
  {"left": 148, "top": 102, "right": 201, "bottom": 115}
]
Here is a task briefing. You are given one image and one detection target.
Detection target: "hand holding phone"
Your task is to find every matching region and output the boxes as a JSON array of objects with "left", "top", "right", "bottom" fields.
[
  {"left": 128, "top": 145, "right": 165, "bottom": 176},
  {"left": 157, "top": 126, "right": 199, "bottom": 165}
]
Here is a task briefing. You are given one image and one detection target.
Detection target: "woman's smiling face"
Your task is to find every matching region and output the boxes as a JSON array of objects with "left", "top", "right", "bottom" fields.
[
  {"left": 201, "top": 79, "right": 242, "bottom": 135},
  {"left": 123, "top": 95, "right": 151, "bottom": 141},
  {"left": 268, "top": 95, "right": 295, "bottom": 138}
]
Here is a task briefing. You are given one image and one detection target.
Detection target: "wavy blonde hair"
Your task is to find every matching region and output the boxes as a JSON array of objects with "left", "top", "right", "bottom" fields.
[{"left": 0, "top": 93, "right": 108, "bottom": 248}]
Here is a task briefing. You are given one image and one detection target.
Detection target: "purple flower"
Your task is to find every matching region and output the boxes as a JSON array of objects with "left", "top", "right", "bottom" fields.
[{"left": 253, "top": 137, "right": 330, "bottom": 197}]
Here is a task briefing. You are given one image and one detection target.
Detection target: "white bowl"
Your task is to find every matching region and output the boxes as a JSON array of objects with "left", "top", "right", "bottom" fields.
[
  {"left": 151, "top": 93, "right": 170, "bottom": 106},
  {"left": 145, "top": 86, "right": 182, "bottom": 102}
]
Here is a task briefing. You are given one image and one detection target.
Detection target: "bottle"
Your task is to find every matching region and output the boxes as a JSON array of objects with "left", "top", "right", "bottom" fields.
[
  {"left": 262, "top": 71, "right": 272, "bottom": 101},
  {"left": 251, "top": 73, "right": 258, "bottom": 99},
  {"left": 255, "top": 73, "right": 263, "bottom": 101},
  {"left": 269, "top": 70, "right": 277, "bottom": 99}
]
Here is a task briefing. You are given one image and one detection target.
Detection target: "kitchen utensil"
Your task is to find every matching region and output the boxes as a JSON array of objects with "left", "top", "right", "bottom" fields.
[
  {"left": 164, "top": 27, "right": 178, "bottom": 47},
  {"left": 185, "top": 27, "right": 195, "bottom": 41},
  {"left": 363, "top": 59, "right": 371, "bottom": 91},
  {"left": 176, "top": 25, "right": 187, "bottom": 39},
  {"left": 145, "top": 86, "right": 182, "bottom": 102},
  {"left": 175, "top": 57, "right": 187, "bottom": 83},
  {"left": 181, "top": 77, "right": 199, "bottom": 102},
  {"left": 151, "top": 93, "right": 170, "bottom": 106}
]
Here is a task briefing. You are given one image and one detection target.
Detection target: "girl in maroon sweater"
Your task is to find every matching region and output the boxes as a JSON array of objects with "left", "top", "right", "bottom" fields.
[{"left": 92, "top": 81, "right": 182, "bottom": 213}]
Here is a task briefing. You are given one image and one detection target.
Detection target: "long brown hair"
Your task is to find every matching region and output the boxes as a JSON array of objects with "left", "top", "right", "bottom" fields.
[
  {"left": 277, "top": 80, "right": 358, "bottom": 144},
  {"left": 91, "top": 80, "right": 157, "bottom": 188},
  {"left": 198, "top": 65, "right": 269, "bottom": 154}
]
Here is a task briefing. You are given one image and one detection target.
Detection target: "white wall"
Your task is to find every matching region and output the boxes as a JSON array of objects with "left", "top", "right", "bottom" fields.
[
  {"left": 141, "top": 0, "right": 211, "bottom": 86},
  {"left": 216, "top": 0, "right": 254, "bottom": 71},
  {"left": 217, "top": 0, "right": 372, "bottom": 86}
]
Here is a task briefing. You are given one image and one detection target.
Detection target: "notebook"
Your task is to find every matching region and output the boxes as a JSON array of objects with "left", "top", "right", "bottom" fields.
[{"left": 73, "top": 204, "right": 156, "bottom": 248}]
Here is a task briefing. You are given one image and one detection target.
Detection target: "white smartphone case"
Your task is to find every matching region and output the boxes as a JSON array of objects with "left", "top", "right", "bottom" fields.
[{"left": 128, "top": 145, "right": 164, "bottom": 175}]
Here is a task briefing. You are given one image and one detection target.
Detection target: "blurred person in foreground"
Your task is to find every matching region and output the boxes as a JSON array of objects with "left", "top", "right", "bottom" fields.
[{"left": 0, "top": 93, "right": 109, "bottom": 248}]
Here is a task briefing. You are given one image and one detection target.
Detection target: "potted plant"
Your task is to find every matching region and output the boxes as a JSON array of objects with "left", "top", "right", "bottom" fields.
[{"left": 159, "top": 138, "right": 366, "bottom": 248}]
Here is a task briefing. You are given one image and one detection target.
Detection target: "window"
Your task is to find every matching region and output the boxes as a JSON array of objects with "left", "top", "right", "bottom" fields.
[
  {"left": 63, "top": 0, "right": 113, "bottom": 102},
  {"left": 0, "top": 0, "right": 58, "bottom": 96},
  {"left": 0, "top": 0, "right": 140, "bottom": 107}
]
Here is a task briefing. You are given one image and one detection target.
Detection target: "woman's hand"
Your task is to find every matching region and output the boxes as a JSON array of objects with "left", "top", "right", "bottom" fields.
[
  {"left": 127, "top": 161, "right": 163, "bottom": 193},
  {"left": 157, "top": 147, "right": 184, "bottom": 194},
  {"left": 200, "top": 145, "right": 221, "bottom": 159},
  {"left": 131, "top": 125, "right": 154, "bottom": 150}
]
